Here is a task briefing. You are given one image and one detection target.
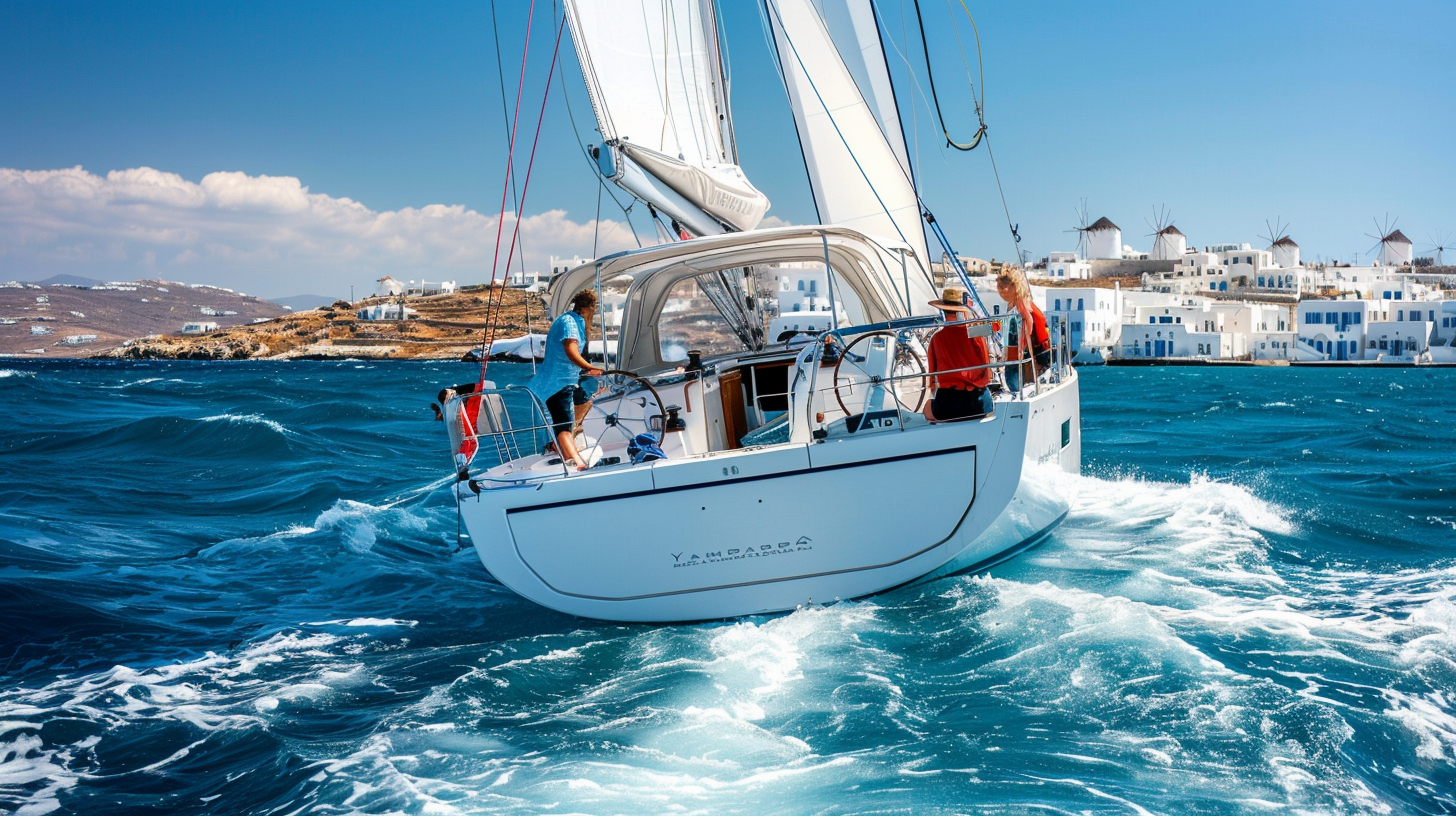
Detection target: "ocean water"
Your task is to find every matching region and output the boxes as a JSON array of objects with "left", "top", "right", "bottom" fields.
[{"left": 1, "top": 360, "right": 1454, "bottom": 815}]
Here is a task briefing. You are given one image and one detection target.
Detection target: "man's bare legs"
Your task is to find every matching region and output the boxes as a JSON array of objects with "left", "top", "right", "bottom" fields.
[{"left": 555, "top": 400, "right": 594, "bottom": 470}]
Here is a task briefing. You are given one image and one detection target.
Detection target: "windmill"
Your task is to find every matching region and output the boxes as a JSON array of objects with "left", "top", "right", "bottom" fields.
[
  {"left": 1064, "top": 199, "right": 1091, "bottom": 260},
  {"left": 1422, "top": 230, "right": 1451, "bottom": 267},
  {"left": 1365, "top": 214, "right": 1413, "bottom": 266},
  {"left": 1144, "top": 205, "right": 1183, "bottom": 260},
  {"left": 1259, "top": 217, "right": 1300, "bottom": 267},
  {"left": 1258, "top": 217, "right": 1291, "bottom": 249}
]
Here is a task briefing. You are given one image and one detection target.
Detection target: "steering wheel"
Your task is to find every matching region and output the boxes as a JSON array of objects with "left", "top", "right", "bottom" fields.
[
  {"left": 832, "top": 331, "right": 927, "bottom": 416},
  {"left": 582, "top": 369, "right": 667, "bottom": 447}
]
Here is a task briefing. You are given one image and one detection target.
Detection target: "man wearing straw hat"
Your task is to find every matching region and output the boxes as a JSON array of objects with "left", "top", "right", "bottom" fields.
[{"left": 922, "top": 286, "right": 994, "bottom": 423}]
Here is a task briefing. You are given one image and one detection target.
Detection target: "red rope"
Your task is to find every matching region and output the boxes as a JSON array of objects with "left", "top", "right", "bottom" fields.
[
  {"left": 460, "top": 0, "right": 535, "bottom": 462},
  {"left": 482, "top": 14, "right": 567, "bottom": 386},
  {"left": 462, "top": 8, "right": 568, "bottom": 464},
  {"left": 476, "top": 0, "right": 537, "bottom": 393}
]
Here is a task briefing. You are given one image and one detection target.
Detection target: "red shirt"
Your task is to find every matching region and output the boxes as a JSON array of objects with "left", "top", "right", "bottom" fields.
[
  {"left": 928, "top": 325, "right": 991, "bottom": 391},
  {"left": 1006, "top": 299, "right": 1050, "bottom": 361}
]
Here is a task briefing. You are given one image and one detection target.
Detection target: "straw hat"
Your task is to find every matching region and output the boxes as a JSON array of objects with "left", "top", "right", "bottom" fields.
[{"left": 928, "top": 286, "right": 972, "bottom": 314}]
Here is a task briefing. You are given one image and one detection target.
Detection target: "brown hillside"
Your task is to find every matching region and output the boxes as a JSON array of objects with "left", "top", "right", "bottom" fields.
[
  {"left": 100, "top": 286, "right": 545, "bottom": 360},
  {"left": 1, "top": 279, "right": 287, "bottom": 358}
]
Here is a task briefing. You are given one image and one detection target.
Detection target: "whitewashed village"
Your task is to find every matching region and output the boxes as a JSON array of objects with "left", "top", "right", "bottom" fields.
[
  {"left": 1015, "top": 215, "right": 1456, "bottom": 364},
  {"left": 467, "top": 215, "right": 1456, "bottom": 367}
]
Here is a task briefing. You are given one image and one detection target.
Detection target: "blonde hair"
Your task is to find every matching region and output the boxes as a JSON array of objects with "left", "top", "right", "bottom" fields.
[{"left": 996, "top": 269, "right": 1031, "bottom": 303}]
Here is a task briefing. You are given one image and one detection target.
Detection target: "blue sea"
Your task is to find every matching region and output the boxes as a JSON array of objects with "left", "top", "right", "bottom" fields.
[{"left": 1, "top": 361, "right": 1454, "bottom": 815}]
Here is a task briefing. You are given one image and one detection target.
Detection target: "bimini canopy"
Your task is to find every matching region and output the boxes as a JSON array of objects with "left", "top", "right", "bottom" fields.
[{"left": 548, "top": 225, "right": 929, "bottom": 373}]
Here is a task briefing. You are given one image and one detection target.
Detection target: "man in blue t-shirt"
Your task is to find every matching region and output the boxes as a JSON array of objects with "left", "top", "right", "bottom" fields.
[{"left": 526, "top": 290, "right": 604, "bottom": 470}]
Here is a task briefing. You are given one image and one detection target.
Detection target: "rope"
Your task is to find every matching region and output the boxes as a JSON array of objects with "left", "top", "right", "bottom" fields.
[
  {"left": 476, "top": 0, "right": 538, "bottom": 391},
  {"left": 910, "top": 0, "right": 983, "bottom": 151},
  {"left": 481, "top": 13, "right": 568, "bottom": 388},
  {"left": 491, "top": 0, "right": 531, "bottom": 288},
  {"left": 912, "top": 0, "right": 1021, "bottom": 263}
]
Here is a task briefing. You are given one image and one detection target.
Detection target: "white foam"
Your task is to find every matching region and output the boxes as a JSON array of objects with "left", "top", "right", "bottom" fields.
[
  {"left": 0, "top": 369, "right": 34, "bottom": 379},
  {"left": 199, "top": 412, "right": 291, "bottom": 435}
]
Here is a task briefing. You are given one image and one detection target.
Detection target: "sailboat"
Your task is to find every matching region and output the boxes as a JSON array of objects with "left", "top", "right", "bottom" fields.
[{"left": 440, "top": 0, "right": 1080, "bottom": 622}]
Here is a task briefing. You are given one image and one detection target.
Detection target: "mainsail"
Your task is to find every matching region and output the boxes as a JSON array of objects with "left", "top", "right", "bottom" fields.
[
  {"left": 564, "top": 0, "right": 770, "bottom": 235},
  {"left": 764, "top": 0, "right": 936, "bottom": 316}
]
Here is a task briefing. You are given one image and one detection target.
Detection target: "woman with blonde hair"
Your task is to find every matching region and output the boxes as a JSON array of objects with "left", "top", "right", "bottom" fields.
[{"left": 995, "top": 269, "right": 1051, "bottom": 391}]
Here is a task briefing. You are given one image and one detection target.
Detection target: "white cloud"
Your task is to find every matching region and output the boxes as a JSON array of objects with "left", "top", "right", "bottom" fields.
[{"left": 0, "top": 166, "right": 643, "bottom": 297}]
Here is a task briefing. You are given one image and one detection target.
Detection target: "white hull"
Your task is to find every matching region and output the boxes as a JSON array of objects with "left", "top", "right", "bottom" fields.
[{"left": 454, "top": 371, "right": 1079, "bottom": 622}]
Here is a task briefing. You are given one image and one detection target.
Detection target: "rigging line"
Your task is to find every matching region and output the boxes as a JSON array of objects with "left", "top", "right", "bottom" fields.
[
  {"left": 491, "top": 0, "right": 530, "bottom": 285},
  {"left": 592, "top": 174, "right": 603, "bottom": 258},
  {"left": 942, "top": 0, "right": 984, "bottom": 113},
  {"left": 983, "top": 134, "right": 1021, "bottom": 265},
  {"left": 560, "top": 98, "right": 641, "bottom": 248},
  {"left": 762, "top": 0, "right": 913, "bottom": 252},
  {"left": 932, "top": 0, "right": 1016, "bottom": 261},
  {"left": 673, "top": 0, "right": 711, "bottom": 163},
  {"left": 659, "top": 0, "right": 672, "bottom": 152},
  {"left": 909, "top": 0, "right": 983, "bottom": 151},
  {"left": 711, "top": 0, "right": 740, "bottom": 162},
  {"left": 896, "top": 0, "right": 922, "bottom": 186},
  {"left": 754, "top": 0, "right": 820, "bottom": 226},
  {"left": 483, "top": 13, "right": 569, "bottom": 387},
  {"left": 478, "top": 0, "right": 538, "bottom": 388}
]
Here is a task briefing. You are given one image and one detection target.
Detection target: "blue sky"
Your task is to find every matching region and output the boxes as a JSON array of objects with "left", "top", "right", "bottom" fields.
[{"left": 1, "top": 0, "right": 1452, "bottom": 297}]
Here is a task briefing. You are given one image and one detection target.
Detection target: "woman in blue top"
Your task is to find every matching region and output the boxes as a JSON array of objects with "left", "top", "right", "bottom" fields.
[{"left": 526, "top": 290, "right": 603, "bottom": 470}]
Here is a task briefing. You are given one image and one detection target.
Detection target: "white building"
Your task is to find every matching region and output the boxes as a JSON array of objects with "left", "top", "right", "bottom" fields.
[
  {"left": 1043, "top": 286, "right": 1123, "bottom": 364},
  {"left": 1430, "top": 302, "right": 1456, "bottom": 363},
  {"left": 769, "top": 262, "right": 847, "bottom": 339},
  {"left": 1292, "top": 299, "right": 1419, "bottom": 362},
  {"left": 550, "top": 255, "right": 593, "bottom": 281},
  {"left": 356, "top": 303, "right": 419, "bottom": 321},
  {"left": 181, "top": 321, "right": 219, "bottom": 334},
  {"left": 406, "top": 279, "right": 457, "bottom": 296},
  {"left": 508, "top": 269, "right": 549, "bottom": 292},
  {"left": 1145, "top": 243, "right": 1303, "bottom": 295},
  {"left": 1041, "top": 252, "right": 1092, "bottom": 281},
  {"left": 60, "top": 334, "right": 98, "bottom": 345}
]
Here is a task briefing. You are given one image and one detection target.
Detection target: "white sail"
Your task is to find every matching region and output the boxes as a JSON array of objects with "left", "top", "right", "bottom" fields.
[
  {"left": 764, "top": 0, "right": 934, "bottom": 315},
  {"left": 812, "top": 0, "right": 913, "bottom": 179},
  {"left": 565, "top": 0, "right": 770, "bottom": 234}
]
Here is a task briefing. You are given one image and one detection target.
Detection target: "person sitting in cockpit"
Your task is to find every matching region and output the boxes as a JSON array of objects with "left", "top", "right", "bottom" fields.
[{"left": 922, "top": 287, "right": 993, "bottom": 423}]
